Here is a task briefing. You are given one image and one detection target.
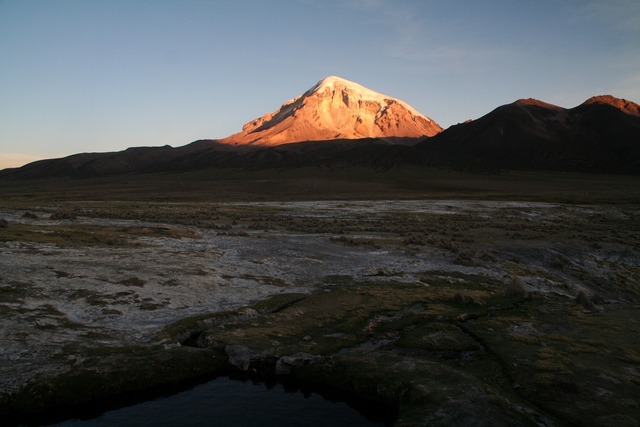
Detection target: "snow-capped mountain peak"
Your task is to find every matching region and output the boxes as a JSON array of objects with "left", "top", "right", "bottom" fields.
[{"left": 219, "top": 76, "right": 442, "bottom": 146}]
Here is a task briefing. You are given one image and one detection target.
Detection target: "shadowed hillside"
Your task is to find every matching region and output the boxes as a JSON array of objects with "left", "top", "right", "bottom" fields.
[{"left": 416, "top": 96, "right": 640, "bottom": 174}]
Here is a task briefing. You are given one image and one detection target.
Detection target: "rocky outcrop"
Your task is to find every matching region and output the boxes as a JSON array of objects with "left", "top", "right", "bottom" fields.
[
  {"left": 225, "top": 345, "right": 252, "bottom": 371},
  {"left": 275, "top": 352, "right": 322, "bottom": 375}
]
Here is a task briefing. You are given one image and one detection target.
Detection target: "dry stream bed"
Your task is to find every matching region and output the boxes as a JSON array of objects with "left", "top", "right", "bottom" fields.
[{"left": 1, "top": 200, "right": 640, "bottom": 426}]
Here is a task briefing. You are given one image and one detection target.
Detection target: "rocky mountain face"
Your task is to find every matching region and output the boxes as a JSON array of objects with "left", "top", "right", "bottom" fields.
[
  {"left": 417, "top": 95, "right": 640, "bottom": 174},
  {"left": 583, "top": 95, "right": 640, "bottom": 116},
  {"left": 218, "top": 76, "right": 443, "bottom": 146}
]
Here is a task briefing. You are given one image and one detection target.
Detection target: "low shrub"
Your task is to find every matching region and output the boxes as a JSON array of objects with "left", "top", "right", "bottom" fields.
[{"left": 504, "top": 274, "right": 527, "bottom": 298}]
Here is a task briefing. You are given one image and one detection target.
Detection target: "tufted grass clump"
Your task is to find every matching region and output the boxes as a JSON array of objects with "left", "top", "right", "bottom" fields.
[
  {"left": 590, "top": 293, "right": 605, "bottom": 304},
  {"left": 576, "top": 289, "right": 596, "bottom": 311},
  {"left": 51, "top": 210, "right": 77, "bottom": 220},
  {"left": 504, "top": 274, "right": 527, "bottom": 298},
  {"left": 554, "top": 255, "right": 573, "bottom": 269}
]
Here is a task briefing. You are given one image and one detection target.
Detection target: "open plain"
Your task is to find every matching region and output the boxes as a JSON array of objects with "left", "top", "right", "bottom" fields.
[{"left": 1, "top": 171, "right": 640, "bottom": 427}]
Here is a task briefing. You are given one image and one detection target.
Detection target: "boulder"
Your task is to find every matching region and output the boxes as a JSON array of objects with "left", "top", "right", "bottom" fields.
[
  {"left": 225, "top": 345, "right": 252, "bottom": 371},
  {"left": 275, "top": 352, "right": 321, "bottom": 375}
]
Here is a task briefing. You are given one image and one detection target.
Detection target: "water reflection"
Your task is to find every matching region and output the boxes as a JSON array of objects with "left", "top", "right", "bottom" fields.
[{"left": 38, "top": 377, "right": 395, "bottom": 427}]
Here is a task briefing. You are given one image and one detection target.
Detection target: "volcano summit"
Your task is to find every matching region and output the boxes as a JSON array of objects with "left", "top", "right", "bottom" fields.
[{"left": 219, "top": 76, "right": 443, "bottom": 146}]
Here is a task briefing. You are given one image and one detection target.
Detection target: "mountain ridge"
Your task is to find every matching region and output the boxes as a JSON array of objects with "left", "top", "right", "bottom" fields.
[{"left": 1, "top": 88, "right": 638, "bottom": 179}]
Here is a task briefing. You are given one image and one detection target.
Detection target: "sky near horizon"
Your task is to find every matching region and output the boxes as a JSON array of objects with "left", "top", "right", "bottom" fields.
[{"left": 1, "top": 0, "right": 640, "bottom": 169}]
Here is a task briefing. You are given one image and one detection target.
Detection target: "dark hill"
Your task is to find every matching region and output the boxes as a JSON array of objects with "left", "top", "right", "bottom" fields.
[
  {"left": 150, "top": 138, "right": 425, "bottom": 172},
  {"left": 0, "top": 138, "right": 426, "bottom": 179},
  {"left": 416, "top": 95, "right": 640, "bottom": 174},
  {"left": 0, "top": 140, "right": 248, "bottom": 179}
]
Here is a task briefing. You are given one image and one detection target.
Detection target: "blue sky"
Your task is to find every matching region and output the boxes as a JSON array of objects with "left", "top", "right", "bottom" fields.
[{"left": 1, "top": 0, "right": 639, "bottom": 168}]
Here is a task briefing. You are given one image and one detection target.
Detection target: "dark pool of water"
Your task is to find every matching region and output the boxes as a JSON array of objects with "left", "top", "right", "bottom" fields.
[{"left": 16, "top": 376, "right": 396, "bottom": 427}]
